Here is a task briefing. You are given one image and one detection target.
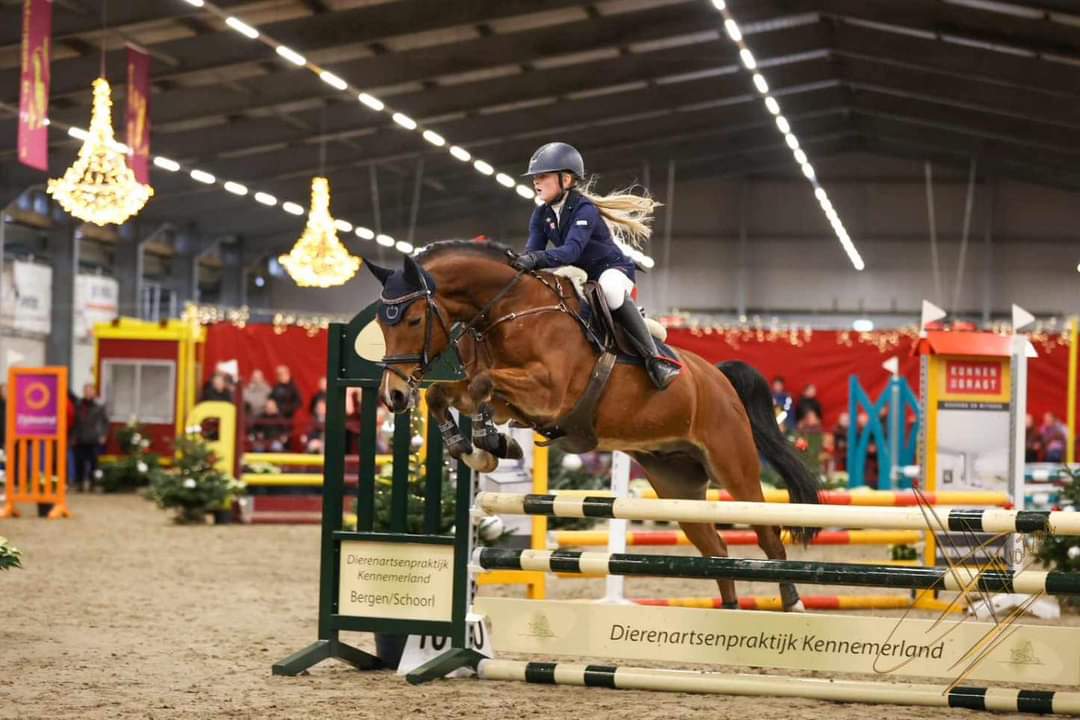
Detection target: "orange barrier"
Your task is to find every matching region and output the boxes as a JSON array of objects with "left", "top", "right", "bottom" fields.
[{"left": 2, "top": 367, "right": 70, "bottom": 519}]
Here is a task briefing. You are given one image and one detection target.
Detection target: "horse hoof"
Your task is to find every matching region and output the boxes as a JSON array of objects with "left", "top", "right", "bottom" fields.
[
  {"left": 784, "top": 600, "right": 806, "bottom": 613},
  {"left": 463, "top": 449, "right": 498, "bottom": 473},
  {"left": 446, "top": 441, "right": 474, "bottom": 460},
  {"left": 504, "top": 438, "right": 524, "bottom": 460}
]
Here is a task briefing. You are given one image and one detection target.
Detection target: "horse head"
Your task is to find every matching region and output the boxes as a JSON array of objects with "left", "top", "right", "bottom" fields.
[{"left": 366, "top": 254, "right": 452, "bottom": 413}]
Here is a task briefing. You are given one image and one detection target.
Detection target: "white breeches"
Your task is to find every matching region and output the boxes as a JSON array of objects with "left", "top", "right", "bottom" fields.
[{"left": 599, "top": 267, "right": 635, "bottom": 310}]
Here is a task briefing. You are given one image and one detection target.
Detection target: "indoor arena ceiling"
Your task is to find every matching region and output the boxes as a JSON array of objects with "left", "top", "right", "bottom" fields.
[{"left": 1, "top": 0, "right": 1079, "bottom": 241}]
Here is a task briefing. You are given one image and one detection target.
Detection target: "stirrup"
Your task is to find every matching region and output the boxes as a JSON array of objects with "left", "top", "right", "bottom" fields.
[
  {"left": 652, "top": 355, "right": 682, "bottom": 370},
  {"left": 646, "top": 358, "right": 680, "bottom": 390}
]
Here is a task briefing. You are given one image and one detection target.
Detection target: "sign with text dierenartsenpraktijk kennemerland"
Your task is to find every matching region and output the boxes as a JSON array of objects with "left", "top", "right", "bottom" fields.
[
  {"left": 338, "top": 541, "right": 454, "bottom": 622},
  {"left": 475, "top": 598, "right": 1080, "bottom": 687}
]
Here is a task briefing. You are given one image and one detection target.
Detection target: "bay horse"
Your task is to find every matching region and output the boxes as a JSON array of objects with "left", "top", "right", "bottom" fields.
[{"left": 366, "top": 240, "right": 819, "bottom": 611}]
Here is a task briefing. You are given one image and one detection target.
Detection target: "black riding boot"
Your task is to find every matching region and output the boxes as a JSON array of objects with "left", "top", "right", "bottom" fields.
[{"left": 612, "top": 298, "right": 681, "bottom": 390}]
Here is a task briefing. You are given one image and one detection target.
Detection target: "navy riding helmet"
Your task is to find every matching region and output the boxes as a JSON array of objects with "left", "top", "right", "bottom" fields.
[{"left": 523, "top": 142, "right": 584, "bottom": 179}]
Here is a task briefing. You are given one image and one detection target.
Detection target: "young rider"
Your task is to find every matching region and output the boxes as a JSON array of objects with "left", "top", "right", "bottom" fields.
[{"left": 512, "top": 142, "right": 681, "bottom": 390}]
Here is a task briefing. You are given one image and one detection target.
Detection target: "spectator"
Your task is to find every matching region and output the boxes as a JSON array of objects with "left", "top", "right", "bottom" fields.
[
  {"left": 795, "top": 384, "right": 823, "bottom": 425},
  {"left": 303, "top": 399, "right": 327, "bottom": 454},
  {"left": 344, "top": 388, "right": 362, "bottom": 454},
  {"left": 832, "top": 411, "right": 851, "bottom": 471},
  {"left": 1024, "top": 414, "right": 1042, "bottom": 462},
  {"left": 72, "top": 383, "right": 109, "bottom": 491},
  {"left": 270, "top": 365, "right": 302, "bottom": 418},
  {"left": 309, "top": 376, "right": 327, "bottom": 415},
  {"left": 770, "top": 376, "right": 794, "bottom": 432},
  {"left": 200, "top": 372, "right": 233, "bottom": 403},
  {"left": 250, "top": 399, "right": 291, "bottom": 452},
  {"left": 243, "top": 369, "right": 271, "bottom": 416},
  {"left": 820, "top": 431, "right": 837, "bottom": 476},
  {"left": 856, "top": 411, "right": 878, "bottom": 487},
  {"left": 797, "top": 408, "right": 822, "bottom": 432},
  {"left": 1040, "top": 412, "right": 1068, "bottom": 463}
]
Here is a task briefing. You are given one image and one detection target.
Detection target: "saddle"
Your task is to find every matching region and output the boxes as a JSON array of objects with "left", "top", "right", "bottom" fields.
[
  {"left": 555, "top": 266, "right": 668, "bottom": 353},
  {"left": 531, "top": 268, "right": 672, "bottom": 454}
]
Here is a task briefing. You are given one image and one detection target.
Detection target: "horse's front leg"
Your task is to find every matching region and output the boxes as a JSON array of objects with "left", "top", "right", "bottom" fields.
[
  {"left": 427, "top": 381, "right": 501, "bottom": 473},
  {"left": 467, "top": 372, "right": 523, "bottom": 461},
  {"left": 426, "top": 381, "right": 473, "bottom": 459}
]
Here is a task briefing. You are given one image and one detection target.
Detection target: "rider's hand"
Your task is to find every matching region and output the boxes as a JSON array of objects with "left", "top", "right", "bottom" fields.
[{"left": 511, "top": 252, "right": 544, "bottom": 272}]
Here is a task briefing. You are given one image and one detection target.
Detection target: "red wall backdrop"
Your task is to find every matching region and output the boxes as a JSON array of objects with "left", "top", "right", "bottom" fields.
[
  {"left": 666, "top": 328, "right": 1072, "bottom": 429},
  {"left": 202, "top": 325, "right": 329, "bottom": 435},
  {"left": 203, "top": 324, "right": 1073, "bottom": 432}
]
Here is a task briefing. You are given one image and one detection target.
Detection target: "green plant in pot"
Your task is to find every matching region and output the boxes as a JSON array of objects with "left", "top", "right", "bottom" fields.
[
  {"left": 1035, "top": 466, "right": 1080, "bottom": 609},
  {"left": 0, "top": 537, "right": 23, "bottom": 571},
  {"left": 147, "top": 432, "right": 244, "bottom": 524},
  {"left": 99, "top": 422, "right": 163, "bottom": 493}
]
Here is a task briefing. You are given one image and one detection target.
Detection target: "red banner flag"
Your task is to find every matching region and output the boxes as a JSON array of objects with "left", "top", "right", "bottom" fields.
[
  {"left": 17, "top": 0, "right": 52, "bottom": 172},
  {"left": 126, "top": 47, "right": 151, "bottom": 184}
]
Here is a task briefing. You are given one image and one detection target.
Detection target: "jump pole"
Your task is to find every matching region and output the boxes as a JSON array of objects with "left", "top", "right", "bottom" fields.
[
  {"left": 476, "top": 660, "right": 1080, "bottom": 716},
  {"left": 477, "top": 492, "right": 1080, "bottom": 535},
  {"left": 475, "top": 548, "right": 1080, "bottom": 596}
]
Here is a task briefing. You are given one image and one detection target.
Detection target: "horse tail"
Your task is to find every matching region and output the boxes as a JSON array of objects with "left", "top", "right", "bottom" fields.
[{"left": 716, "top": 360, "right": 820, "bottom": 544}]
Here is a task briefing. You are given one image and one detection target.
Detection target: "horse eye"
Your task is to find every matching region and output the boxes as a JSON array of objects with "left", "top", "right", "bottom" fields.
[{"left": 407, "top": 317, "right": 422, "bottom": 327}]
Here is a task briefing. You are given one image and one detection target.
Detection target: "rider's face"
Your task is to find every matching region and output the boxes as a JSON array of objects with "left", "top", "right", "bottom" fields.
[{"left": 532, "top": 172, "right": 571, "bottom": 204}]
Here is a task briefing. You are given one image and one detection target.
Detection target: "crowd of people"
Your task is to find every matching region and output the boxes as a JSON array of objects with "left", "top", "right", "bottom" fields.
[
  {"left": 769, "top": 376, "right": 883, "bottom": 483},
  {"left": 199, "top": 365, "right": 327, "bottom": 454}
]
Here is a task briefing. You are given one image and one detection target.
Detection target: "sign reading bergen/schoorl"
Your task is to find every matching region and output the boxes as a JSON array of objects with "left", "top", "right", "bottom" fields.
[
  {"left": 338, "top": 541, "right": 455, "bottom": 622},
  {"left": 474, "top": 597, "right": 1080, "bottom": 687}
]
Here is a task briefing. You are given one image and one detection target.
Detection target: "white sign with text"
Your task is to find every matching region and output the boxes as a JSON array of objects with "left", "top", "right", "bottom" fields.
[{"left": 337, "top": 540, "right": 455, "bottom": 622}]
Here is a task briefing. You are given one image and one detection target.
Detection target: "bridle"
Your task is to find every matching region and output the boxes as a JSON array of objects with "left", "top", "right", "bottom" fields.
[
  {"left": 376, "top": 282, "right": 455, "bottom": 390},
  {"left": 377, "top": 254, "right": 531, "bottom": 390}
]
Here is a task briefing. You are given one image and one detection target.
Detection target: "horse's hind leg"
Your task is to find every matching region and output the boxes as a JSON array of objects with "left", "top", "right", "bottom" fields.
[
  {"left": 631, "top": 451, "right": 738, "bottom": 608},
  {"left": 753, "top": 525, "right": 804, "bottom": 611},
  {"left": 699, "top": 440, "right": 805, "bottom": 612}
]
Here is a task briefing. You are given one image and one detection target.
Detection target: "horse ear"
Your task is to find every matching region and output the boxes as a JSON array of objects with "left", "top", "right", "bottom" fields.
[
  {"left": 402, "top": 253, "right": 425, "bottom": 290},
  {"left": 363, "top": 258, "right": 394, "bottom": 286}
]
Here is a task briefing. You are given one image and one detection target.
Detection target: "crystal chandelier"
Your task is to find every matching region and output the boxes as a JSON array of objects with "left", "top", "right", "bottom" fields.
[
  {"left": 47, "top": 78, "right": 153, "bottom": 226},
  {"left": 278, "top": 177, "right": 361, "bottom": 288}
]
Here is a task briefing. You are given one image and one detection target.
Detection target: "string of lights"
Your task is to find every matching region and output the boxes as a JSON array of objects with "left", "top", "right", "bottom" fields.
[{"left": 709, "top": 0, "right": 865, "bottom": 271}]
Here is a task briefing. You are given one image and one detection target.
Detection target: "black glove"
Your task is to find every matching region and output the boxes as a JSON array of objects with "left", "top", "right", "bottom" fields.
[{"left": 511, "top": 251, "right": 544, "bottom": 272}]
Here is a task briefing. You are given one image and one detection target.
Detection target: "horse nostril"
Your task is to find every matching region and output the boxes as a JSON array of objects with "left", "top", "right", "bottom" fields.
[{"left": 389, "top": 389, "right": 407, "bottom": 410}]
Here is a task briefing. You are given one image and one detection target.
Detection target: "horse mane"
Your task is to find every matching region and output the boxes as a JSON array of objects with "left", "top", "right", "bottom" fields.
[{"left": 415, "top": 239, "right": 515, "bottom": 267}]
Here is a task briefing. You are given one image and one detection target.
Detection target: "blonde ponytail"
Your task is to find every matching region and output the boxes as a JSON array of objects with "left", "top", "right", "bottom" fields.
[{"left": 576, "top": 177, "right": 661, "bottom": 250}]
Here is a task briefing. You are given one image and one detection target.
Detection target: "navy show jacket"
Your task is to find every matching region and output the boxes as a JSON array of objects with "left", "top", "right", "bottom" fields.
[{"left": 524, "top": 190, "right": 636, "bottom": 281}]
